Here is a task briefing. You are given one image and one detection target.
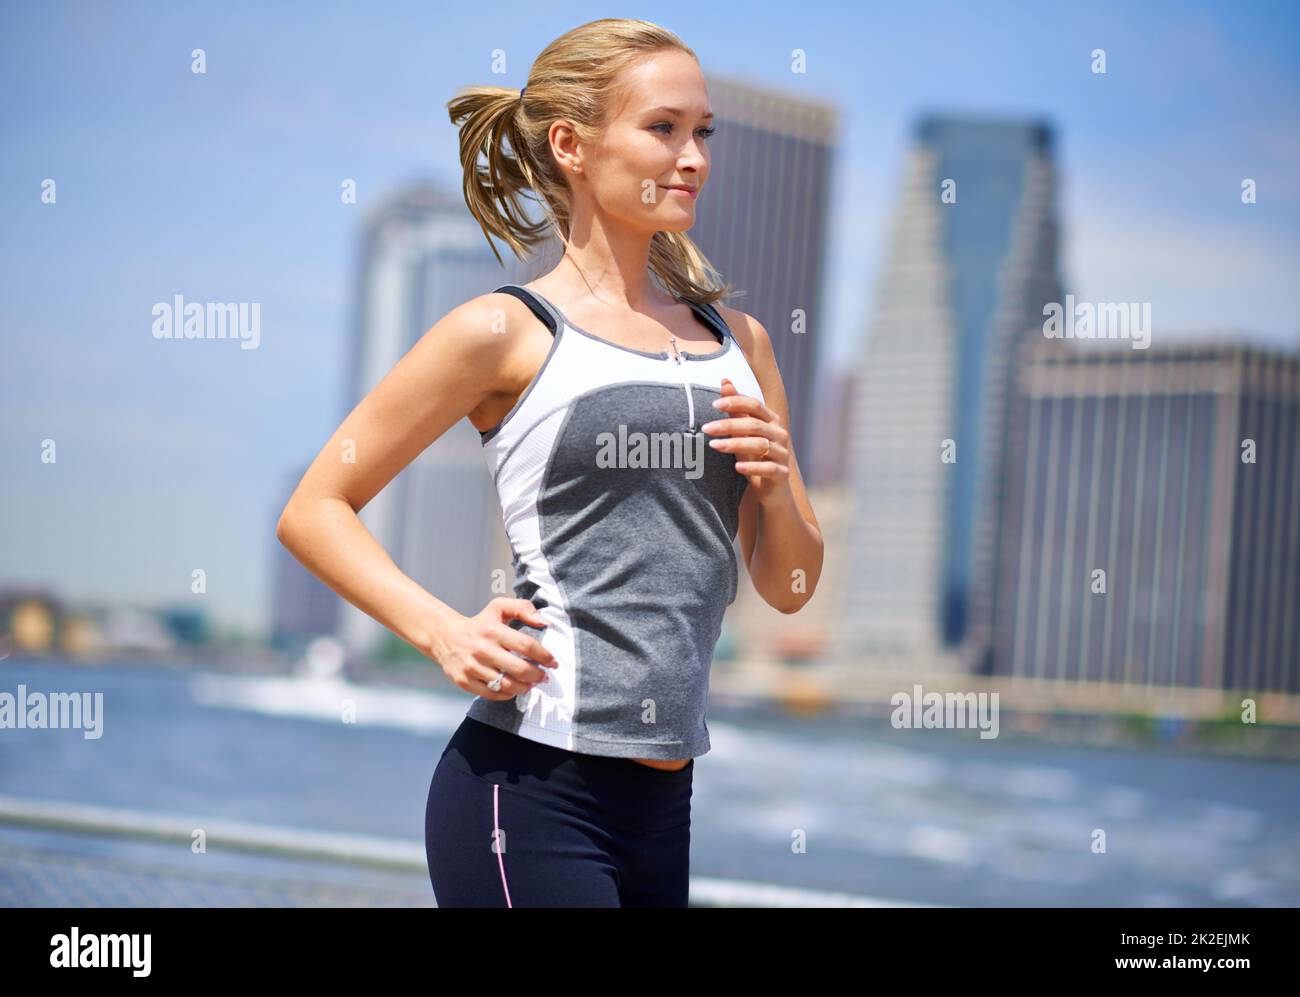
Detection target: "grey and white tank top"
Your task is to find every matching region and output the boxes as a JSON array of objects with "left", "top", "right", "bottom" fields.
[{"left": 465, "top": 283, "right": 767, "bottom": 760}]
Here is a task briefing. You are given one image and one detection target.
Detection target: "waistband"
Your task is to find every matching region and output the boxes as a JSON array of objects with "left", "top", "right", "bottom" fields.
[{"left": 439, "top": 716, "right": 693, "bottom": 834}]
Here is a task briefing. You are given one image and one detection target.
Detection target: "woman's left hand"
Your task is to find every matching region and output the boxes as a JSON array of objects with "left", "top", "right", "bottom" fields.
[{"left": 699, "top": 377, "right": 792, "bottom": 506}]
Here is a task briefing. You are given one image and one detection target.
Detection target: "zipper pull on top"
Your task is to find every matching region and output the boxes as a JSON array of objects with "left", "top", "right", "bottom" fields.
[{"left": 667, "top": 334, "right": 694, "bottom": 429}]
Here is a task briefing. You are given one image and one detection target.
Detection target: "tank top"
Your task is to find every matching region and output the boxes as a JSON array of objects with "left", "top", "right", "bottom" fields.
[{"left": 465, "top": 283, "right": 768, "bottom": 760}]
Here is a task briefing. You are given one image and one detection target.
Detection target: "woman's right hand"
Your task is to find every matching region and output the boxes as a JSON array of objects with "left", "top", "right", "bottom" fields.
[{"left": 433, "top": 597, "right": 558, "bottom": 700}]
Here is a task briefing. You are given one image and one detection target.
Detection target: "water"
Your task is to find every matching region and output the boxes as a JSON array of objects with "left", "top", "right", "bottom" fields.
[{"left": 2, "top": 657, "right": 1297, "bottom": 906}]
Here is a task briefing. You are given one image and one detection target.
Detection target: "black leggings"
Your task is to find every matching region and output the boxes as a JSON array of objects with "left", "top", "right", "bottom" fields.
[{"left": 425, "top": 716, "right": 694, "bottom": 907}]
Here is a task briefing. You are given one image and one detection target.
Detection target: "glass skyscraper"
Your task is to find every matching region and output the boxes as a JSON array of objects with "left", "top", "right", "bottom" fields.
[{"left": 831, "top": 115, "right": 1064, "bottom": 670}]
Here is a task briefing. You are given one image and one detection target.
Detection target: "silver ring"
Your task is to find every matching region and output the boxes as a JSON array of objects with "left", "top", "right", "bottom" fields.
[{"left": 487, "top": 670, "right": 505, "bottom": 692}]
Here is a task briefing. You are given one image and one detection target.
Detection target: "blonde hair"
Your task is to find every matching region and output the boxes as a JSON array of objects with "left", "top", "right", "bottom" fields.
[{"left": 446, "top": 18, "right": 733, "bottom": 306}]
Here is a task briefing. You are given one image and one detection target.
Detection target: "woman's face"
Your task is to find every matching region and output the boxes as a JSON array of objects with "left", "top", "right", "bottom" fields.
[{"left": 571, "top": 50, "right": 714, "bottom": 236}]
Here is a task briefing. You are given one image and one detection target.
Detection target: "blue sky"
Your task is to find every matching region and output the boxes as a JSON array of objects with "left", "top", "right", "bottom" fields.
[{"left": 2, "top": 0, "right": 1297, "bottom": 634}]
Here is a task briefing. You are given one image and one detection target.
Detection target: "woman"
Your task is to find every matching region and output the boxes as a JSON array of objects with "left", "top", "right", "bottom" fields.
[{"left": 276, "top": 18, "right": 822, "bottom": 907}]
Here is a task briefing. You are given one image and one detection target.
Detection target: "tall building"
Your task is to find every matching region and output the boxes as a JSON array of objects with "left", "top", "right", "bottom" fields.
[
  {"left": 830, "top": 115, "right": 1064, "bottom": 671},
  {"left": 692, "top": 75, "right": 838, "bottom": 481},
  {"left": 808, "top": 366, "right": 854, "bottom": 488},
  {"left": 986, "top": 337, "right": 1300, "bottom": 693},
  {"left": 336, "top": 184, "right": 540, "bottom": 661}
]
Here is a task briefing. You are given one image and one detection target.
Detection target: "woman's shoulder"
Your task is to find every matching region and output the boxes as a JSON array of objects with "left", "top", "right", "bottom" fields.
[
  {"left": 442, "top": 288, "right": 555, "bottom": 337},
  {"left": 407, "top": 290, "right": 549, "bottom": 385},
  {"left": 712, "top": 302, "right": 774, "bottom": 360},
  {"left": 711, "top": 301, "right": 787, "bottom": 410}
]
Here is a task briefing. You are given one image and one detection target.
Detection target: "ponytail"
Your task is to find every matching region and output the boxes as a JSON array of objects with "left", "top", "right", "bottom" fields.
[{"left": 445, "top": 18, "right": 735, "bottom": 306}]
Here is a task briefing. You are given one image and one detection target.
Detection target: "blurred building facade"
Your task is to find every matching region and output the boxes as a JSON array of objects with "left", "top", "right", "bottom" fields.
[
  {"left": 984, "top": 338, "right": 1300, "bottom": 693},
  {"left": 830, "top": 115, "right": 1064, "bottom": 672},
  {"left": 690, "top": 75, "right": 838, "bottom": 484}
]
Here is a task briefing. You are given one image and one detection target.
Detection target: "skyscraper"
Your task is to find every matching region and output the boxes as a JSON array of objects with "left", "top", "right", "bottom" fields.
[
  {"left": 691, "top": 75, "right": 838, "bottom": 480},
  {"left": 830, "top": 115, "right": 1064, "bottom": 671}
]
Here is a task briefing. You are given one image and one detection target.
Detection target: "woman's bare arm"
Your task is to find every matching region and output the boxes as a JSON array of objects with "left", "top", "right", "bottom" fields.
[
  {"left": 275, "top": 293, "right": 557, "bottom": 697},
  {"left": 718, "top": 305, "right": 823, "bottom": 614}
]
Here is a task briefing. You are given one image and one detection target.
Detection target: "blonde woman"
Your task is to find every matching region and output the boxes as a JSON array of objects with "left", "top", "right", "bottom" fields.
[{"left": 276, "top": 18, "right": 822, "bottom": 907}]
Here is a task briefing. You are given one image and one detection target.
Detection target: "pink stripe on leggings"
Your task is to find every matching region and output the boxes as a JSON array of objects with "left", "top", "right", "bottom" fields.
[{"left": 493, "top": 783, "right": 513, "bottom": 908}]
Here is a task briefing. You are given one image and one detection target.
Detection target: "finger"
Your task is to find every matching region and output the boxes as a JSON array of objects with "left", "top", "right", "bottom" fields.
[
  {"left": 497, "top": 597, "right": 548, "bottom": 629},
  {"left": 735, "top": 438, "right": 786, "bottom": 464},
  {"left": 711, "top": 392, "right": 775, "bottom": 423},
  {"left": 496, "top": 622, "right": 558, "bottom": 671},
  {"left": 484, "top": 632, "right": 554, "bottom": 685},
  {"left": 706, "top": 406, "right": 776, "bottom": 436},
  {"left": 730, "top": 438, "right": 785, "bottom": 460},
  {"left": 706, "top": 433, "right": 772, "bottom": 455},
  {"left": 469, "top": 647, "right": 547, "bottom": 693},
  {"left": 702, "top": 413, "right": 759, "bottom": 436},
  {"left": 466, "top": 663, "right": 525, "bottom": 699},
  {"left": 704, "top": 417, "right": 775, "bottom": 444},
  {"left": 734, "top": 460, "right": 787, "bottom": 477}
]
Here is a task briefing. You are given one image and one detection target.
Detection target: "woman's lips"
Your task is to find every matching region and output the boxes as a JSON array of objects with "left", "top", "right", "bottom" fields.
[{"left": 663, "top": 185, "right": 698, "bottom": 200}]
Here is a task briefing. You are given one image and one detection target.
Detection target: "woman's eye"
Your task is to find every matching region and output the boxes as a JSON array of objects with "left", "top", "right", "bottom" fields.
[{"left": 652, "top": 123, "right": 717, "bottom": 139}]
